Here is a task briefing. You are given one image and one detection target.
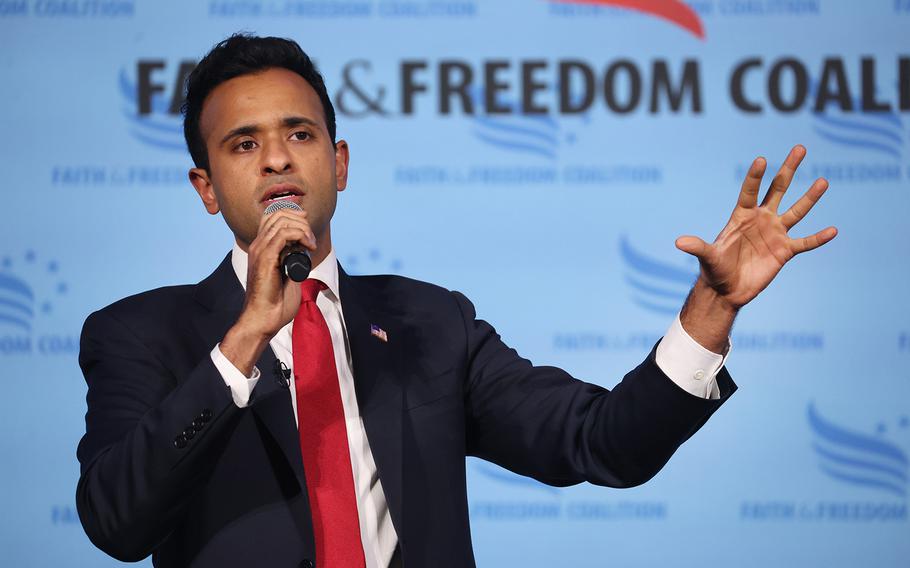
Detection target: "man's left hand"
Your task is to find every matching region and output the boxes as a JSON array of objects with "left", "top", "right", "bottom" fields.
[{"left": 677, "top": 144, "right": 837, "bottom": 312}]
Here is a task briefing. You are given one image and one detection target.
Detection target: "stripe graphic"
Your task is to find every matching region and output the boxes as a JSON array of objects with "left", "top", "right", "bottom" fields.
[
  {"left": 619, "top": 236, "right": 697, "bottom": 315},
  {"left": 551, "top": 0, "right": 705, "bottom": 39},
  {"left": 808, "top": 403, "right": 908, "bottom": 498}
]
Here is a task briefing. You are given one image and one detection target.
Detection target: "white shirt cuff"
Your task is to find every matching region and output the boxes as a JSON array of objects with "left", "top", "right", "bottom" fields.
[
  {"left": 654, "top": 314, "right": 730, "bottom": 400},
  {"left": 210, "top": 344, "right": 260, "bottom": 408}
]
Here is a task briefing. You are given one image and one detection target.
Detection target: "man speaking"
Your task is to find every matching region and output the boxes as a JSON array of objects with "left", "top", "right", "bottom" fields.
[{"left": 75, "top": 34, "right": 836, "bottom": 567}]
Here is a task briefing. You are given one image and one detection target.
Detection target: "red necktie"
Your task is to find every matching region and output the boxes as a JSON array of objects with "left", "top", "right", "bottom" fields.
[{"left": 292, "top": 279, "right": 366, "bottom": 568}]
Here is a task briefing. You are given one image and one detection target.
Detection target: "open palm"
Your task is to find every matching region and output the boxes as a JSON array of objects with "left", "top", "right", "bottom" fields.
[{"left": 676, "top": 145, "right": 838, "bottom": 310}]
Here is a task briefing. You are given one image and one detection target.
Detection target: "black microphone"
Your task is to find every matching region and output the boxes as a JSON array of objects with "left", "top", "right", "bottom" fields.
[{"left": 262, "top": 200, "right": 312, "bottom": 282}]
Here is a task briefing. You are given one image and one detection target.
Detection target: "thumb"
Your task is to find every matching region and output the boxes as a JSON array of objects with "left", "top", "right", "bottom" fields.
[{"left": 675, "top": 235, "right": 709, "bottom": 259}]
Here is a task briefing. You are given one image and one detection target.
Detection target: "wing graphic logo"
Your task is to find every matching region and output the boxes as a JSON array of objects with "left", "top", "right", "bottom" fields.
[
  {"left": 468, "top": 87, "right": 570, "bottom": 160},
  {"left": 619, "top": 236, "right": 697, "bottom": 316},
  {"left": 808, "top": 403, "right": 908, "bottom": 498},
  {"left": 0, "top": 251, "right": 68, "bottom": 335},
  {"left": 0, "top": 272, "right": 34, "bottom": 333},
  {"left": 119, "top": 67, "right": 186, "bottom": 152},
  {"left": 811, "top": 83, "right": 906, "bottom": 160}
]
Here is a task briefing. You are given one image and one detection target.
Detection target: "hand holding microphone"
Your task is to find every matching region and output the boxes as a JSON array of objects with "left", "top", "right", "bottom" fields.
[
  {"left": 222, "top": 200, "right": 316, "bottom": 362},
  {"left": 263, "top": 200, "right": 312, "bottom": 282},
  {"left": 219, "top": 199, "right": 318, "bottom": 376}
]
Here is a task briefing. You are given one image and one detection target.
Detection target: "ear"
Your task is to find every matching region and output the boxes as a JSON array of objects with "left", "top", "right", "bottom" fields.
[
  {"left": 189, "top": 167, "right": 220, "bottom": 214},
  {"left": 334, "top": 139, "right": 350, "bottom": 192}
]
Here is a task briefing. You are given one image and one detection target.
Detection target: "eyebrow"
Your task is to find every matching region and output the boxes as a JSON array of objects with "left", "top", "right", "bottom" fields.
[{"left": 219, "top": 116, "right": 320, "bottom": 146}]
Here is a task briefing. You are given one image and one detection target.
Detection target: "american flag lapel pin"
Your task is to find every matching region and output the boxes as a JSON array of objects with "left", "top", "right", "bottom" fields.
[{"left": 370, "top": 323, "right": 388, "bottom": 343}]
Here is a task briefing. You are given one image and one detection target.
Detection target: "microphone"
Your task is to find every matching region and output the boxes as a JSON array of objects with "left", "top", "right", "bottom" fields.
[{"left": 262, "top": 200, "right": 312, "bottom": 282}]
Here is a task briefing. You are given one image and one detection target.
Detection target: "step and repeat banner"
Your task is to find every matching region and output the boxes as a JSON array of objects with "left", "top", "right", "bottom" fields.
[{"left": 1, "top": 0, "right": 908, "bottom": 566}]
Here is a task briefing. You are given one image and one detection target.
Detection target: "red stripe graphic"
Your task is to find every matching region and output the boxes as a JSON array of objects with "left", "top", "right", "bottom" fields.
[{"left": 552, "top": 0, "right": 705, "bottom": 39}]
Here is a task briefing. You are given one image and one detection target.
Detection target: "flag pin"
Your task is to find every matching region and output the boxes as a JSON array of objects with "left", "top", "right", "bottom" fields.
[{"left": 370, "top": 324, "right": 388, "bottom": 343}]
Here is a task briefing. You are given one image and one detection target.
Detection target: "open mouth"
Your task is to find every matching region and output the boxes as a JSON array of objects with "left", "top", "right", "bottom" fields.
[
  {"left": 261, "top": 185, "right": 304, "bottom": 203},
  {"left": 266, "top": 192, "right": 298, "bottom": 201}
]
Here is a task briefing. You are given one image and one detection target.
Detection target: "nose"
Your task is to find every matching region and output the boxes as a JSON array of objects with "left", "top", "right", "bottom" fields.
[{"left": 259, "top": 139, "right": 294, "bottom": 175}]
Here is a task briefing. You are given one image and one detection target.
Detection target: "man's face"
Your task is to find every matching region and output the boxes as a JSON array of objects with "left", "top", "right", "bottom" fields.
[{"left": 189, "top": 67, "right": 348, "bottom": 250}]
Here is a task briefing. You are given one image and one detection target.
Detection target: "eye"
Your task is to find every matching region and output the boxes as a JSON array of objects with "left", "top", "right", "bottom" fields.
[
  {"left": 235, "top": 140, "right": 257, "bottom": 152},
  {"left": 292, "top": 131, "right": 311, "bottom": 141}
]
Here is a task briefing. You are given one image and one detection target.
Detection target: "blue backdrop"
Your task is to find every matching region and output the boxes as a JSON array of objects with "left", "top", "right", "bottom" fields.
[{"left": 1, "top": 0, "right": 908, "bottom": 566}]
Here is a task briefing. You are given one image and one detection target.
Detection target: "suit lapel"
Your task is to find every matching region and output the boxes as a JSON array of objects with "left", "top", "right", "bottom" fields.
[
  {"left": 192, "top": 253, "right": 306, "bottom": 490},
  {"left": 338, "top": 266, "right": 406, "bottom": 541}
]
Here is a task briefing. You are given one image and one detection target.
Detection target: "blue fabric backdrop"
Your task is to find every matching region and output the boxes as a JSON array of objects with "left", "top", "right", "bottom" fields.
[{"left": 1, "top": 0, "right": 908, "bottom": 565}]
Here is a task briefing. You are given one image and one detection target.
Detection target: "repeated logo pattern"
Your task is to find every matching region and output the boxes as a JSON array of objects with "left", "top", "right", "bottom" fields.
[{"left": 808, "top": 403, "right": 909, "bottom": 498}]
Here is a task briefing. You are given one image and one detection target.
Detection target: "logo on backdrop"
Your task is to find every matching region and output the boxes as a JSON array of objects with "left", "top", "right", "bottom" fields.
[
  {"left": 811, "top": 88, "right": 906, "bottom": 161},
  {"left": 731, "top": 57, "right": 910, "bottom": 184},
  {"left": 113, "top": 46, "right": 910, "bottom": 187},
  {"left": 740, "top": 403, "right": 908, "bottom": 522},
  {"left": 0, "top": 250, "right": 78, "bottom": 356},
  {"left": 548, "top": 0, "right": 823, "bottom": 20},
  {"left": 0, "top": 0, "right": 135, "bottom": 18},
  {"left": 552, "top": 235, "right": 824, "bottom": 353},
  {"left": 549, "top": 0, "right": 705, "bottom": 38},
  {"left": 808, "top": 403, "right": 908, "bottom": 498},
  {"left": 51, "top": 62, "right": 193, "bottom": 189},
  {"left": 206, "top": 0, "right": 477, "bottom": 19},
  {"left": 121, "top": 62, "right": 194, "bottom": 152},
  {"left": 619, "top": 235, "right": 697, "bottom": 316}
]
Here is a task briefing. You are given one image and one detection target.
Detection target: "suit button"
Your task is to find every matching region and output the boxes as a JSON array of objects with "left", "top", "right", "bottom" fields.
[
  {"left": 174, "top": 434, "right": 187, "bottom": 449},
  {"left": 201, "top": 408, "right": 213, "bottom": 422},
  {"left": 183, "top": 428, "right": 195, "bottom": 440},
  {"left": 192, "top": 418, "right": 205, "bottom": 431},
  {"left": 300, "top": 560, "right": 314, "bottom": 568}
]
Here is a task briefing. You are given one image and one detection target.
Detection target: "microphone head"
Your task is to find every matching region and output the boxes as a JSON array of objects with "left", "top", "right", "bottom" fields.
[
  {"left": 262, "top": 200, "right": 311, "bottom": 282},
  {"left": 263, "top": 200, "right": 302, "bottom": 216}
]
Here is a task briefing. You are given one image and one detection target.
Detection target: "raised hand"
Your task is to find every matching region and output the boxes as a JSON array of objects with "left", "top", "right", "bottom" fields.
[{"left": 676, "top": 144, "right": 838, "bottom": 312}]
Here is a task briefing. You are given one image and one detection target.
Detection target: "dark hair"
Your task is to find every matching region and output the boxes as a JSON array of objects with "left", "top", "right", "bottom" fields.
[{"left": 182, "top": 33, "right": 336, "bottom": 172}]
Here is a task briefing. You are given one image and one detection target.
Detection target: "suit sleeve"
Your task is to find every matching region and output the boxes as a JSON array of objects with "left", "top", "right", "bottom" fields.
[
  {"left": 75, "top": 308, "right": 244, "bottom": 562},
  {"left": 454, "top": 291, "right": 736, "bottom": 489}
]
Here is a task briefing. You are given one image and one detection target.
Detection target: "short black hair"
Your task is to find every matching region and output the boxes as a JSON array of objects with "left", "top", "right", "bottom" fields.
[{"left": 182, "top": 33, "right": 336, "bottom": 172}]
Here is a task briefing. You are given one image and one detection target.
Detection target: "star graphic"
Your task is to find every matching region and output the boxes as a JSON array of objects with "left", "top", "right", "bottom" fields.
[
  {"left": 42, "top": 302, "right": 52, "bottom": 314},
  {"left": 57, "top": 282, "right": 68, "bottom": 295},
  {"left": 369, "top": 249, "right": 381, "bottom": 261},
  {"left": 1, "top": 256, "right": 10, "bottom": 269},
  {"left": 48, "top": 260, "right": 59, "bottom": 273},
  {"left": 899, "top": 416, "right": 909, "bottom": 429},
  {"left": 25, "top": 250, "right": 36, "bottom": 263}
]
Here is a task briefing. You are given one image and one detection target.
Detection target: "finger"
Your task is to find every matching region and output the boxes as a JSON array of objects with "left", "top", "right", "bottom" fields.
[
  {"left": 790, "top": 226, "right": 838, "bottom": 255},
  {"left": 737, "top": 157, "right": 767, "bottom": 209},
  {"left": 259, "top": 227, "right": 316, "bottom": 264},
  {"left": 780, "top": 177, "right": 829, "bottom": 230},
  {"left": 257, "top": 211, "right": 316, "bottom": 249},
  {"left": 277, "top": 215, "right": 316, "bottom": 249},
  {"left": 760, "top": 144, "right": 806, "bottom": 212},
  {"left": 258, "top": 207, "right": 308, "bottom": 235},
  {"left": 675, "top": 235, "right": 710, "bottom": 260},
  {"left": 255, "top": 217, "right": 315, "bottom": 255}
]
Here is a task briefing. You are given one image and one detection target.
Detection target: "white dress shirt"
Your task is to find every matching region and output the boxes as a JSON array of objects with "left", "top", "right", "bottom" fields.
[
  {"left": 211, "top": 244, "right": 398, "bottom": 568},
  {"left": 210, "top": 242, "right": 730, "bottom": 567}
]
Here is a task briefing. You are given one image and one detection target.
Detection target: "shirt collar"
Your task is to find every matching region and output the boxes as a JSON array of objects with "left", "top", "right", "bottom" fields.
[{"left": 230, "top": 240, "right": 341, "bottom": 302}]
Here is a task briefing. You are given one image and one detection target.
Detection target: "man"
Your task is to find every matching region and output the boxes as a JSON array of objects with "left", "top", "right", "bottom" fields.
[{"left": 75, "top": 34, "right": 836, "bottom": 567}]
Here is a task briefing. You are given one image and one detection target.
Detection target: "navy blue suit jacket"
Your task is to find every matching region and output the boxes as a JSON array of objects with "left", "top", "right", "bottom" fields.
[{"left": 76, "top": 252, "right": 736, "bottom": 567}]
